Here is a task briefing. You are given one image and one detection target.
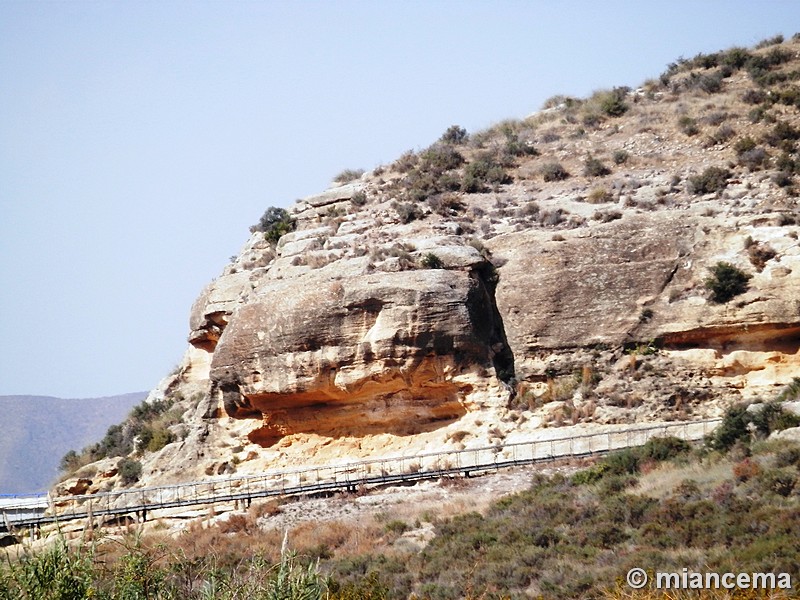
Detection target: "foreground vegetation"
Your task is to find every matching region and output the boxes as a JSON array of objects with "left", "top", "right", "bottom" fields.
[
  {"left": 322, "top": 408, "right": 799, "bottom": 599},
  {"left": 0, "top": 539, "right": 374, "bottom": 600},
  {"left": 4, "top": 396, "right": 799, "bottom": 599}
]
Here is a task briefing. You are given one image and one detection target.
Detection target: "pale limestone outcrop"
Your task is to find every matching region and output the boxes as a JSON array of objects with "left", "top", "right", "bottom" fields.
[
  {"left": 189, "top": 271, "right": 253, "bottom": 351},
  {"left": 492, "top": 214, "right": 691, "bottom": 358},
  {"left": 209, "top": 266, "right": 512, "bottom": 444},
  {"left": 492, "top": 212, "right": 800, "bottom": 386}
]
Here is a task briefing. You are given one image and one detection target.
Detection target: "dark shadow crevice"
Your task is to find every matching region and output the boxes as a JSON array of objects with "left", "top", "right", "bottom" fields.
[{"left": 471, "top": 262, "right": 516, "bottom": 384}]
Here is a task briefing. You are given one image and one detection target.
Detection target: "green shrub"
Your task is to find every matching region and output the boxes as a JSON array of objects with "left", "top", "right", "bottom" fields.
[
  {"left": 776, "top": 152, "right": 800, "bottom": 174},
  {"left": 775, "top": 445, "right": 800, "bottom": 468},
  {"left": 687, "top": 166, "right": 731, "bottom": 195},
  {"left": 59, "top": 450, "right": 81, "bottom": 474},
  {"left": 94, "top": 423, "right": 130, "bottom": 459},
  {"left": 772, "top": 170, "right": 794, "bottom": 187},
  {"left": 583, "top": 156, "right": 610, "bottom": 177},
  {"left": 748, "top": 105, "right": 769, "bottom": 123},
  {"left": 393, "top": 150, "right": 418, "bottom": 173},
  {"left": 440, "top": 125, "right": 468, "bottom": 145},
  {"left": 750, "top": 401, "right": 800, "bottom": 436},
  {"left": 350, "top": 190, "right": 367, "bottom": 207},
  {"left": 755, "top": 34, "right": 784, "bottom": 49},
  {"left": 420, "top": 253, "right": 444, "bottom": 269},
  {"left": 691, "top": 51, "right": 721, "bottom": 69},
  {"left": 573, "top": 436, "right": 691, "bottom": 487},
  {"left": 592, "top": 88, "right": 629, "bottom": 117},
  {"left": 333, "top": 168, "right": 365, "bottom": 184},
  {"left": 540, "top": 162, "right": 570, "bottom": 182},
  {"left": 612, "top": 150, "right": 629, "bottom": 165},
  {"left": 599, "top": 474, "right": 639, "bottom": 497},
  {"left": 707, "top": 124, "right": 736, "bottom": 145},
  {"left": 118, "top": 458, "right": 142, "bottom": 485},
  {"left": 639, "top": 436, "right": 691, "bottom": 462},
  {"left": 582, "top": 111, "right": 603, "bottom": 128},
  {"left": 130, "top": 398, "right": 173, "bottom": 422},
  {"left": 402, "top": 170, "right": 443, "bottom": 202},
  {"left": 704, "top": 261, "right": 751, "bottom": 302},
  {"left": 603, "top": 449, "right": 642, "bottom": 476},
  {"left": 461, "top": 154, "right": 511, "bottom": 192},
  {"left": 59, "top": 397, "right": 183, "bottom": 473},
  {"left": 418, "top": 145, "right": 465, "bottom": 172},
  {"left": 692, "top": 70, "right": 726, "bottom": 93},
  {"left": 773, "top": 85, "right": 800, "bottom": 108},
  {"left": 756, "top": 467, "right": 797, "bottom": 497},
  {"left": 678, "top": 115, "right": 700, "bottom": 136},
  {"left": 255, "top": 206, "right": 295, "bottom": 244},
  {"left": 328, "top": 572, "right": 388, "bottom": 599},
  {"left": 763, "top": 121, "right": 800, "bottom": 147},
  {"left": 427, "top": 193, "right": 464, "bottom": 217},
  {"left": 391, "top": 201, "right": 424, "bottom": 224},
  {"left": 738, "top": 147, "right": 768, "bottom": 170},
  {"left": 384, "top": 520, "right": 409, "bottom": 534},
  {"left": 571, "top": 463, "right": 610, "bottom": 485},
  {"left": 396, "top": 144, "right": 466, "bottom": 202},
  {"left": 141, "top": 425, "right": 175, "bottom": 453},
  {"left": 503, "top": 131, "right": 539, "bottom": 158},
  {"left": 709, "top": 404, "right": 751, "bottom": 451},
  {"left": 720, "top": 46, "right": 753, "bottom": 70},
  {"left": 741, "top": 88, "right": 768, "bottom": 104},
  {"left": 708, "top": 401, "right": 800, "bottom": 452},
  {"left": 779, "top": 377, "right": 800, "bottom": 401}
]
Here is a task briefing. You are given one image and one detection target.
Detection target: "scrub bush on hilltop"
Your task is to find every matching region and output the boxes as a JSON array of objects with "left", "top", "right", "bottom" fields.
[{"left": 253, "top": 206, "right": 295, "bottom": 244}]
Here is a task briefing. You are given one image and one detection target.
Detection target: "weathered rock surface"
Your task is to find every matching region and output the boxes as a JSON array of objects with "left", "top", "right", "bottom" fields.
[
  {"left": 209, "top": 267, "right": 512, "bottom": 444},
  {"left": 493, "top": 213, "right": 691, "bottom": 354},
  {"left": 493, "top": 212, "right": 800, "bottom": 401}
]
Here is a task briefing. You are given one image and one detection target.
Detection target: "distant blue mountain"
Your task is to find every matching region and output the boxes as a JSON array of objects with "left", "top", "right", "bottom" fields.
[{"left": 0, "top": 393, "right": 145, "bottom": 494}]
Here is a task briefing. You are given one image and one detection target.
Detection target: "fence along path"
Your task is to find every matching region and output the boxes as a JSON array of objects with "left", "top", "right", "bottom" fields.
[{"left": 2, "top": 418, "right": 720, "bottom": 532}]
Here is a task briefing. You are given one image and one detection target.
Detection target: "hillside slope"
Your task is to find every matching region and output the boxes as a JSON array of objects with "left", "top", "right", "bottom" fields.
[
  {"left": 58, "top": 36, "right": 800, "bottom": 496},
  {"left": 0, "top": 393, "right": 145, "bottom": 494}
]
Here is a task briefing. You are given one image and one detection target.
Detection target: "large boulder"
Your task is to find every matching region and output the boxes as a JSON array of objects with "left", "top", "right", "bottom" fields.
[{"left": 209, "top": 266, "right": 512, "bottom": 444}]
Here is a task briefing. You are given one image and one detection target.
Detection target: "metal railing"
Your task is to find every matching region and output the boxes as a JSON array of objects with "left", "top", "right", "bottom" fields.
[{"left": 1, "top": 418, "right": 720, "bottom": 532}]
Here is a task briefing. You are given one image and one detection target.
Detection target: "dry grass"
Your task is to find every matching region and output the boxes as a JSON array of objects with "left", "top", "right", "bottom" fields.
[{"left": 633, "top": 456, "right": 733, "bottom": 499}]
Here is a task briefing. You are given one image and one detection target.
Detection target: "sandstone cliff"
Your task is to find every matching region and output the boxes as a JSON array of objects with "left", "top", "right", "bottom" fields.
[{"left": 58, "top": 38, "right": 800, "bottom": 494}]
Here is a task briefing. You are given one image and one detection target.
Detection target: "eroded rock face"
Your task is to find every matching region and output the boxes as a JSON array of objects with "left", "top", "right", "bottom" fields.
[
  {"left": 210, "top": 266, "right": 513, "bottom": 444},
  {"left": 493, "top": 211, "right": 800, "bottom": 408},
  {"left": 189, "top": 271, "right": 254, "bottom": 352},
  {"left": 493, "top": 214, "right": 691, "bottom": 360}
]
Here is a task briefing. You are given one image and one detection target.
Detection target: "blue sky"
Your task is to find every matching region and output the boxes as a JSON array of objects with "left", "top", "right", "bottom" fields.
[{"left": 1, "top": 1, "right": 798, "bottom": 398}]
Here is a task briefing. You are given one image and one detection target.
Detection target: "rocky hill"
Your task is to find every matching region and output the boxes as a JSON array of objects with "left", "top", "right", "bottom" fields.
[{"left": 58, "top": 36, "right": 800, "bottom": 496}]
